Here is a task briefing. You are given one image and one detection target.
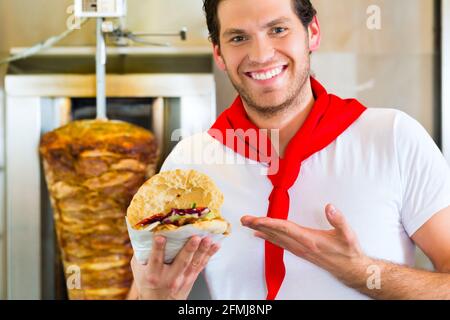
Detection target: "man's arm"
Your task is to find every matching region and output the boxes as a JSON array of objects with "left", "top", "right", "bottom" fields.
[
  {"left": 411, "top": 206, "right": 450, "bottom": 273},
  {"left": 341, "top": 258, "right": 450, "bottom": 300},
  {"left": 348, "top": 205, "right": 450, "bottom": 300},
  {"left": 241, "top": 204, "right": 450, "bottom": 300}
]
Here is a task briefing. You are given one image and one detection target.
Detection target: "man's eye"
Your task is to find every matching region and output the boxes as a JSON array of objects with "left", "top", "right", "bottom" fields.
[
  {"left": 272, "top": 27, "right": 287, "bottom": 34},
  {"left": 231, "top": 35, "right": 246, "bottom": 43}
]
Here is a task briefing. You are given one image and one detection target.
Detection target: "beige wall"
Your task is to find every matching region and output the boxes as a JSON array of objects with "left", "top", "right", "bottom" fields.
[
  {"left": 315, "top": 0, "right": 434, "bottom": 55},
  {"left": 213, "top": 0, "right": 437, "bottom": 139},
  {"left": 0, "top": 0, "right": 210, "bottom": 57},
  {"left": 311, "top": 0, "right": 437, "bottom": 138}
]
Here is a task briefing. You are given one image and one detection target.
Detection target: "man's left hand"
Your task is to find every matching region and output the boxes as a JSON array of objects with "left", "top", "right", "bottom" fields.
[{"left": 241, "top": 204, "right": 372, "bottom": 282}]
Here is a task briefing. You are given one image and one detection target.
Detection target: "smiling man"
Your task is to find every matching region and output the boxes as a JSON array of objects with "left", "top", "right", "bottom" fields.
[{"left": 129, "top": 0, "right": 450, "bottom": 300}]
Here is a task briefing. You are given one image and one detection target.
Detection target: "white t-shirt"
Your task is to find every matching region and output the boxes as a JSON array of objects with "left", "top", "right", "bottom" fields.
[{"left": 160, "top": 108, "right": 450, "bottom": 300}]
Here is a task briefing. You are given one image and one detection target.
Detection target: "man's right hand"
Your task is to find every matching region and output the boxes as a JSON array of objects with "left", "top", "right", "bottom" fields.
[{"left": 130, "top": 235, "right": 220, "bottom": 300}]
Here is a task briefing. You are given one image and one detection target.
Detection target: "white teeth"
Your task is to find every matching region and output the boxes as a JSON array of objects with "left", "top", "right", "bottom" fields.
[{"left": 250, "top": 67, "right": 283, "bottom": 81}]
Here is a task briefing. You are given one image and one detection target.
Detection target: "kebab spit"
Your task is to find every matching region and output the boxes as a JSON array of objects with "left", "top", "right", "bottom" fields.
[{"left": 39, "top": 119, "right": 159, "bottom": 299}]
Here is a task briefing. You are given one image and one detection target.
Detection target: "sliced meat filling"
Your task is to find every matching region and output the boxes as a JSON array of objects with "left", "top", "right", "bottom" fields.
[{"left": 135, "top": 206, "right": 211, "bottom": 228}]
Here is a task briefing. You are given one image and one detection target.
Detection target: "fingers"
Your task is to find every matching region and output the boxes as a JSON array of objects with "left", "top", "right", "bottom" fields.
[
  {"left": 188, "top": 237, "right": 220, "bottom": 275},
  {"left": 254, "top": 228, "right": 308, "bottom": 254},
  {"left": 131, "top": 235, "right": 219, "bottom": 299},
  {"left": 242, "top": 215, "right": 314, "bottom": 245},
  {"left": 167, "top": 236, "right": 201, "bottom": 282},
  {"left": 241, "top": 215, "right": 257, "bottom": 226},
  {"left": 131, "top": 254, "right": 150, "bottom": 274},
  {"left": 243, "top": 216, "right": 319, "bottom": 255},
  {"left": 188, "top": 237, "right": 212, "bottom": 273},
  {"left": 325, "top": 204, "right": 353, "bottom": 237},
  {"left": 149, "top": 236, "right": 166, "bottom": 274},
  {"left": 325, "top": 204, "right": 361, "bottom": 249},
  {"left": 325, "top": 204, "right": 341, "bottom": 228},
  {"left": 242, "top": 216, "right": 289, "bottom": 235},
  {"left": 179, "top": 240, "right": 220, "bottom": 295}
]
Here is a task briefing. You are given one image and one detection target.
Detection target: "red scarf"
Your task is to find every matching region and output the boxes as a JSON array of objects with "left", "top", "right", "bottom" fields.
[{"left": 208, "top": 77, "right": 367, "bottom": 300}]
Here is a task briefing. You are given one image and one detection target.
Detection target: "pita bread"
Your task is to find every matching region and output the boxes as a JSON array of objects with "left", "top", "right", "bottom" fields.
[{"left": 127, "top": 169, "right": 230, "bottom": 234}]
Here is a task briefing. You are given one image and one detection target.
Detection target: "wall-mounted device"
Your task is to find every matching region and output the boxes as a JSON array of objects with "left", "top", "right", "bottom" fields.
[
  {"left": 74, "top": 0, "right": 127, "bottom": 18},
  {"left": 72, "top": 0, "right": 187, "bottom": 120}
]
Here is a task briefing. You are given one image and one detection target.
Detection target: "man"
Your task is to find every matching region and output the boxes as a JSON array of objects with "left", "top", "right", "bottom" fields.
[{"left": 129, "top": 0, "right": 450, "bottom": 300}]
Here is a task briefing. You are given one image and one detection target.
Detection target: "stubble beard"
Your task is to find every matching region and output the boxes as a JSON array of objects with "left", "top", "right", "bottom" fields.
[{"left": 227, "top": 57, "right": 311, "bottom": 119}]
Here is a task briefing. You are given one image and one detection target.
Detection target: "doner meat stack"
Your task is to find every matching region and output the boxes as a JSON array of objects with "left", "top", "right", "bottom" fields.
[{"left": 39, "top": 120, "right": 159, "bottom": 299}]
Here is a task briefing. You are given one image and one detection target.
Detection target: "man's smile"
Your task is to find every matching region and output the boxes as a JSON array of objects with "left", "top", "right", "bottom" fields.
[{"left": 244, "top": 64, "right": 288, "bottom": 83}]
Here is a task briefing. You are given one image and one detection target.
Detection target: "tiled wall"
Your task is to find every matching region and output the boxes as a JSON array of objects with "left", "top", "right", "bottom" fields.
[{"left": 311, "top": 0, "right": 437, "bottom": 139}]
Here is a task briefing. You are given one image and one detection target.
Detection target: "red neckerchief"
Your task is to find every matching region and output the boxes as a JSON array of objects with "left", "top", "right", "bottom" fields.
[{"left": 208, "top": 77, "right": 367, "bottom": 300}]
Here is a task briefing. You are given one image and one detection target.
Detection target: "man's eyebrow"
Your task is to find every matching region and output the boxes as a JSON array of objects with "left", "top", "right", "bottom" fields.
[
  {"left": 222, "top": 17, "right": 291, "bottom": 38},
  {"left": 263, "top": 17, "right": 291, "bottom": 28},
  {"left": 223, "top": 28, "right": 246, "bottom": 38}
]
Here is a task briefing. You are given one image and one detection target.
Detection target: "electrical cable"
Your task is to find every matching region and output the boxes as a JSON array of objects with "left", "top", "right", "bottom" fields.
[{"left": 0, "top": 18, "right": 89, "bottom": 65}]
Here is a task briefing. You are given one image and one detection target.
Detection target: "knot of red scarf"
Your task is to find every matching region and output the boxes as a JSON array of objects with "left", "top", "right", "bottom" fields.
[{"left": 208, "top": 77, "right": 366, "bottom": 300}]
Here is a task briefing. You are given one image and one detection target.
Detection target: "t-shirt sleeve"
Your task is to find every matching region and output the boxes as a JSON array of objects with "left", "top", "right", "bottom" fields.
[{"left": 395, "top": 111, "right": 450, "bottom": 237}]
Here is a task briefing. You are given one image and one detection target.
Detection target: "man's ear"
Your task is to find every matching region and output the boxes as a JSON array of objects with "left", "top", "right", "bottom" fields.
[
  {"left": 213, "top": 44, "right": 226, "bottom": 71},
  {"left": 308, "top": 16, "right": 321, "bottom": 52}
]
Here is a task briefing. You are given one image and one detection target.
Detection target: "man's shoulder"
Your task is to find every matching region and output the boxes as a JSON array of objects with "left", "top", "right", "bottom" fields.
[
  {"left": 334, "top": 107, "right": 435, "bottom": 158},
  {"left": 351, "top": 107, "right": 423, "bottom": 138},
  {"left": 357, "top": 107, "right": 404, "bottom": 126},
  {"left": 351, "top": 107, "right": 439, "bottom": 162}
]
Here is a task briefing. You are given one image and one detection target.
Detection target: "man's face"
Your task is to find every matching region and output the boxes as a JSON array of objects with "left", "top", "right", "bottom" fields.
[{"left": 214, "top": 0, "right": 318, "bottom": 116}]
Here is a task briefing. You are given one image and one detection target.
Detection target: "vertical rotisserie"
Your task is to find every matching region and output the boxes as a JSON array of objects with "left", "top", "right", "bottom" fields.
[{"left": 39, "top": 120, "right": 159, "bottom": 299}]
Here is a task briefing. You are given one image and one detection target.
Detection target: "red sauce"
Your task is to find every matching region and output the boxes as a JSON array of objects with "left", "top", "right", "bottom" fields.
[
  {"left": 135, "top": 213, "right": 166, "bottom": 228},
  {"left": 135, "top": 207, "right": 209, "bottom": 228}
]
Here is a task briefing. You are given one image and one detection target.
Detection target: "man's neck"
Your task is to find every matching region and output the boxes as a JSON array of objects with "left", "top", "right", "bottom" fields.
[{"left": 243, "top": 79, "right": 315, "bottom": 158}]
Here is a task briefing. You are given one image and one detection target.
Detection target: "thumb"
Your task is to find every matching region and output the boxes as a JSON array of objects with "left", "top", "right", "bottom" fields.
[{"left": 325, "top": 204, "right": 348, "bottom": 232}]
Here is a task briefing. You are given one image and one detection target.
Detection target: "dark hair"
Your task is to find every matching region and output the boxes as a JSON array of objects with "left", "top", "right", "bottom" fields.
[{"left": 203, "top": 0, "right": 317, "bottom": 46}]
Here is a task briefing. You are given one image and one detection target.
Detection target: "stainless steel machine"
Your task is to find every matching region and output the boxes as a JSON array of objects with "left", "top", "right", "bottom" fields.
[
  {"left": 4, "top": 50, "right": 215, "bottom": 299},
  {"left": 2, "top": 0, "right": 216, "bottom": 299}
]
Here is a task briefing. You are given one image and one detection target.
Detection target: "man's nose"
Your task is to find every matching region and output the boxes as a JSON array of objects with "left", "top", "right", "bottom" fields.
[{"left": 248, "top": 38, "right": 275, "bottom": 64}]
